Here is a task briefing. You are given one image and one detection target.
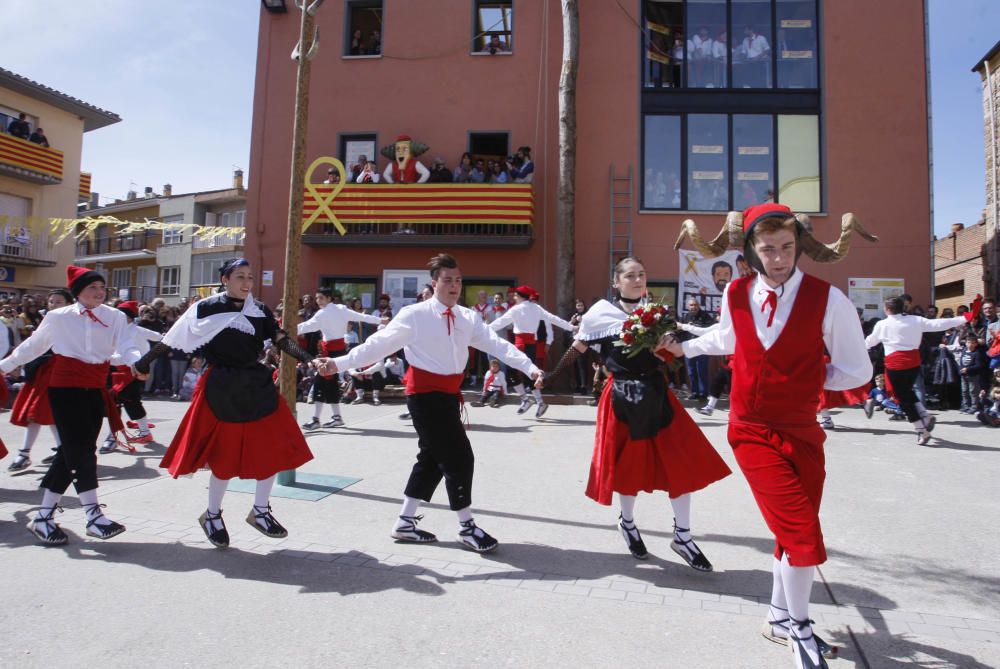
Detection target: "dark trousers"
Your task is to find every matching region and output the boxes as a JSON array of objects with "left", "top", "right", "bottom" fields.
[
  {"left": 118, "top": 379, "right": 147, "bottom": 420},
  {"left": 353, "top": 374, "right": 386, "bottom": 392},
  {"left": 405, "top": 392, "right": 474, "bottom": 510},
  {"left": 686, "top": 355, "right": 709, "bottom": 396},
  {"left": 887, "top": 366, "right": 921, "bottom": 423},
  {"left": 709, "top": 367, "right": 731, "bottom": 399},
  {"left": 43, "top": 387, "right": 105, "bottom": 494},
  {"left": 510, "top": 343, "right": 536, "bottom": 389}
]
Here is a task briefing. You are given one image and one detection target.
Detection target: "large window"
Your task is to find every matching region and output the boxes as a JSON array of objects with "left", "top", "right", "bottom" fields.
[
  {"left": 474, "top": 1, "right": 513, "bottom": 54},
  {"left": 110, "top": 268, "right": 131, "bottom": 295},
  {"left": 642, "top": 113, "right": 820, "bottom": 212},
  {"left": 642, "top": 0, "right": 819, "bottom": 91},
  {"left": 159, "top": 266, "right": 180, "bottom": 296},
  {"left": 161, "top": 215, "right": 184, "bottom": 245},
  {"left": 190, "top": 253, "right": 230, "bottom": 287},
  {"left": 339, "top": 133, "right": 377, "bottom": 178},
  {"left": 344, "top": 1, "right": 382, "bottom": 57}
]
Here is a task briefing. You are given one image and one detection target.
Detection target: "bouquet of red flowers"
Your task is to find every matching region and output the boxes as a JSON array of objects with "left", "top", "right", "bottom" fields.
[{"left": 614, "top": 302, "right": 678, "bottom": 360}]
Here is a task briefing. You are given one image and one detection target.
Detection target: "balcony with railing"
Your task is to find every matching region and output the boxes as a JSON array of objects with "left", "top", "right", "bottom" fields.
[
  {"left": 301, "top": 183, "right": 533, "bottom": 247},
  {"left": 0, "top": 132, "right": 63, "bottom": 185},
  {"left": 0, "top": 224, "right": 58, "bottom": 266},
  {"left": 74, "top": 230, "right": 157, "bottom": 262}
]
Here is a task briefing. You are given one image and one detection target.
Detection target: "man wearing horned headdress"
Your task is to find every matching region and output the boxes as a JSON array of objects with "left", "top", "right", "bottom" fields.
[{"left": 663, "top": 203, "right": 876, "bottom": 669}]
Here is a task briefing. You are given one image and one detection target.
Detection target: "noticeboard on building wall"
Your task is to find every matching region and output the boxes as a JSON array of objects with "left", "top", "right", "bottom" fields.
[
  {"left": 848, "top": 278, "right": 905, "bottom": 320},
  {"left": 383, "top": 269, "right": 432, "bottom": 309}
]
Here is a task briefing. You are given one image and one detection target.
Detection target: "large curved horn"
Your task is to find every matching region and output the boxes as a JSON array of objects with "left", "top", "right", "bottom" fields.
[
  {"left": 673, "top": 211, "right": 744, "bottom": 258},
  {"left": 798, "top": 212, "right": 878, "bottom": 263}
]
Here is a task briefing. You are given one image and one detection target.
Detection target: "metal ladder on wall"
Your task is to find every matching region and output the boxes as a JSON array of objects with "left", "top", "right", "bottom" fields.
[{"left": 608, "top": 165, "right": 634, "bottom": 297}]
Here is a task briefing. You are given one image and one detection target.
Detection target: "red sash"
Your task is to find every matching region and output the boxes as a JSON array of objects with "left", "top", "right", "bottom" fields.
[
  {"left": 48, "top": 355, "right": 123, "bottom": 432},
  {"left": 484, "top": 372, "right": 498, "bottom": 391},
  {"left": 321, "top": 338, "right": 347, "bottom": 355},
  {"left": 884, "top": 350, "right": 921, "bottom": 371},
  {"left": 514, "top": 333, "right": 537, "bottom": 348},
  {"left": 405, "top": 366, "right": 464, "bottom": 395}
]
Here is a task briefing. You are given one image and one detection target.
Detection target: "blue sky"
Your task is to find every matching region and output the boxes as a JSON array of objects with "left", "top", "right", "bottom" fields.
[{"left": 0, "top": 0, "right": 996, "bottom": 238}]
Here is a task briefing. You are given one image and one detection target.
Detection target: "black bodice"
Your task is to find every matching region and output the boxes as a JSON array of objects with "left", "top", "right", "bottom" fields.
[{"left": 195, "top": 294, "right": 278, "bottom": 369}]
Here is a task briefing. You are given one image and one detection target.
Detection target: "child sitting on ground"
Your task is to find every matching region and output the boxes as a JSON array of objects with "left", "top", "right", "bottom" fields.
[
  {"left": 975, "top": 385, "right": 1000, "bottom": 427},
  {"left": 179, "top": 356, "right": 205, "bottom": 401},
  {"left": 473, "top": 359, "right": 506, "bottom": 408},
  {"left": 864, "top": 374, "right": 906, "bottom": 420}
]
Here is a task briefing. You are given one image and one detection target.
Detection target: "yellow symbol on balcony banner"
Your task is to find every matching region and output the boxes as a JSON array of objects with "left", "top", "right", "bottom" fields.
[{"left": 303, "top": 157, "right": 346, "bottom": 235}]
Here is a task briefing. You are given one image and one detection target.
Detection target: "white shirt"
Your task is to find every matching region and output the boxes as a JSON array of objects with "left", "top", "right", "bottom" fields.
[
  {"left": 111, "top": 322, "right": 163, "bottom": 366},
  {"left": 682, "top": 269, "right": 872, "bottom": 391},
  {"left": 333, "top": 297, "right": 540, "bottom": 379},
  {"left": 741, "top": 34, "right": 770, "bottom": 59},
  {"left": 0, "top": 303, "right": 130, "bottom": 372},
  {"left": 298, "top": 303, "right": 383, "bottom": 341},
  {"left": 384, "top": 357, "right": 405, "bottom": 378},
  {"left": 865, "top": 314, "right": 966, "bottom": 356},
  {"left": 712, "top": 40, "right": 728, "bottom": 61},
  {"left": 688, "top": 35, "right": 713, "bottom": 58},
  {"left": 354, "top": 360, "right": 386, "bottom": 377},
  {"left": 482, "top": 370, "right": 506, "bottom": 393},
  {"left": 490, "top": 301, "right": 575, "bottom": 336},
  {"left": 355, "top": 170, "right": 380, "bottom": 184}
]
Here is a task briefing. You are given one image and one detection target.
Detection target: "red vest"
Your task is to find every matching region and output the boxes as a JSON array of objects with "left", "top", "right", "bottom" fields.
[
  {"left": 729, "top": 273, "right": 829, "bottom": 428},
  {"left": 391, "top": 159, "right": 420, "bottom": 184}
]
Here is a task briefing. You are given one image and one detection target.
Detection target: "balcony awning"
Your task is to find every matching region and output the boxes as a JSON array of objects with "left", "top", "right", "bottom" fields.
[{"left": 303, "top": 183, "right": 533, "bottom": 231}]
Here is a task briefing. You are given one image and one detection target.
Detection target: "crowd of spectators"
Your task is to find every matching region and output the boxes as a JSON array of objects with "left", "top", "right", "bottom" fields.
[{"left": 324, "top": 145, "right": 534, "bottom": 187}]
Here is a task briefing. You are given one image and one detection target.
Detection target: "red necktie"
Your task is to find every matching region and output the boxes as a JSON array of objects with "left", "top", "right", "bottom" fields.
[
  {"left": 761, "top": 290, "right": 778, "bottom": 328},
  {"left": 442, "top": 307, "right": 455, "bottom": 335},
  {"left": 82, "top": 308, "right": 108, "bottom": 328}
]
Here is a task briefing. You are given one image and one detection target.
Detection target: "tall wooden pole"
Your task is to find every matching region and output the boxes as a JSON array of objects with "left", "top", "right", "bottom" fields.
[
  {"left": 556, "top": 0, "right": 579, "bottom": 319},
  {"left": 277, "top": 5, "right": 317, "bottom": 486}
]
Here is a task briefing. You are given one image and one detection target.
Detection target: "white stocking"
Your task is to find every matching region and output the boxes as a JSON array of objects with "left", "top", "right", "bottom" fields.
[
  {"left": 395, "top": 495, "right": 421, "bottom": 528},
  {"left": 779, "top": 553, "right": 821, "bottom": 664},
  {"left": 618, "top": 493, "right": 636, "bottom": 522},
  {"left": 79, "top": 489, "right": 113, "bottom": 527},
  {"left": 206, "top": 474, "right": 229, "bottom": 532},
  {"left": 21, "top": 423, "right": 41, "bottom": 455},
  {"left": 669, "top": 493, "right": 692, "bottom": 541}
]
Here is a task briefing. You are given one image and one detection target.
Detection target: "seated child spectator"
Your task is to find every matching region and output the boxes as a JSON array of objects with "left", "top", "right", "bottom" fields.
[
  {"left": 384, "top": 353, "right": 405, "bottom": 384},
  {"left": 179, "top": 357, "right": 205, "bottom": 401},
  {"left": 350, "top": 360, "right": 389, "bottom": 405},
  {"left": 864, "top": 374, "right": 905, "bottom": 420},
  {"left": 975, "top": 380, "right": 1000, "bottom": 427},
  {"left": 473, "top": 359, "right": 506, "bottom": 407}
]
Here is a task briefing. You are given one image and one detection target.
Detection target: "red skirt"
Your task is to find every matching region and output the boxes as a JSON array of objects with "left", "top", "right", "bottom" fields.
[
  {"left": 160, "top": 373, "right": 313, "bottom": 479},
  {"left": 817, "top": 383, "right": 871, "bottom": 411},
  {"left": 586, "top": 379, "right": 731, "bottom": 505}
]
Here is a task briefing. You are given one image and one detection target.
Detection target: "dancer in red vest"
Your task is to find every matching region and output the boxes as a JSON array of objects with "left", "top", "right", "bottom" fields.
[
  {"left": 548, "top": 256, "right": 731, "bottom": 570},
  {"left": 1, "top": 267, "right": 138, "bottom": 544},
  {"left": 667, "top": 204, "right": 875, "bottom": 669},
  {"left": 6, "top": 288, "right": 72, "bottom": 473},
  {"left": 134, "top": 259, "right": 314, "bottom": 548},
  {"left": 864, "top": 296, "right": 974, "bottom": 444},
  {"left": 314, "top": 253, "right": 542, "bottom": 553}
]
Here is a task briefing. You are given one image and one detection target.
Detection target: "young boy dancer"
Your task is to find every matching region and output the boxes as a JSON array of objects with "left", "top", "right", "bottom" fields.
[
  {"left": 668, "top": 204, "right": 876, "bottom": 669},
  {"left": 314, "top": 254, "right": 543, "bottom": 553},
  {"left": 1, "top": 267, "right": 139, "bottom": 544},
  {"left": 298, "top": 287, "right": 386, "bottom": 429},
  {"left": 489, "top": 285, "right": 574, "bottom": 417}
]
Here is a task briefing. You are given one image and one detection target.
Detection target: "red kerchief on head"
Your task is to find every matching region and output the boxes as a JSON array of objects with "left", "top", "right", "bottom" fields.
[
  {"left": 742, "top": 203, "right": 794, "bottom": 234},
  {"left": 117, "top": 300, "right": 139, "bottom": 318},
  {"left": 515, "top": 285, "right": 533, "bottom": 299}
]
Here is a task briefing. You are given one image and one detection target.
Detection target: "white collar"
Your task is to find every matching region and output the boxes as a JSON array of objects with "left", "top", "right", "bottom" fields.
[{"left": 753, "top": 267, "right": 803, "bottom": 300}]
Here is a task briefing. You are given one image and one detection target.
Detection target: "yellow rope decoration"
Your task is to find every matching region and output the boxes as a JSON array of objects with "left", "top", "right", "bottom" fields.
[{"left": 0, "top": 214, "right": 246, "bottom": 246}]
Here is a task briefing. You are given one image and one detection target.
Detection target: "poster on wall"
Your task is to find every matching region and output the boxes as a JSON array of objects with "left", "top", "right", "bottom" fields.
[
  {"left": 676, "top": 249, "right": 750, "bottom": 316},
  {"left": 383, "top": 269, "right": 431, "bottom": 309},
  {"left": 345, "top": 140, "right": 376, "bottom": 170},
  {"left": 848, "top": 278, "right": 905, "bottom": 320}
]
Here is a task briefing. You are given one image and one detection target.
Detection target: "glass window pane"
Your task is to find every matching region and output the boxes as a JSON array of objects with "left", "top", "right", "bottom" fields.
[
  {"left": 475, "top": 3, "right": 512, "bottom": 53},
  {"left": 777, "top": 115, "right": 820, "bottom": 212},
  {"left": 687, "top": 114, "right": 729, "bottom": 211},
  {"left": 643, "top": 1, "right": 683, "bottom": 88},
  {"left": 686, "top": 0, "right": 727, "bottom": 88},
  {"left": 733, "top": 115, "right": 774, "bottom": 209},
  {"left": 732, "top": 1, "right": 773, "bottom": 88},
  {"left": 643, "top": 115, "right": 682, "bottom": 209},
  {"left": 776, "top": 0, "right": 818, "bottom": 88}
]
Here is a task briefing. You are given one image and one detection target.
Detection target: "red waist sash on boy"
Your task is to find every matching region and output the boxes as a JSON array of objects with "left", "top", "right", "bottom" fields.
[
  {"left": 514, "top": 332, "right": 537, "bottom": 350},
  {"left": 321, "top": 338, "right": 347, "bottom": 356},
  {"left": 49, "top": 355, "right": 124, "bottom": 432},
  {"left": 405, "top": 366, "right": 464, "bottom": 396},
  {"left": 884, "top": 349, "right": 921, "bottom": 371}
]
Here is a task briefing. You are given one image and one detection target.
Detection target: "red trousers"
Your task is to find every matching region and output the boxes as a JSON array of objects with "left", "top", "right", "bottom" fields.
[{"left": 728, "top": 421, "right": 827, "bottom": 567}]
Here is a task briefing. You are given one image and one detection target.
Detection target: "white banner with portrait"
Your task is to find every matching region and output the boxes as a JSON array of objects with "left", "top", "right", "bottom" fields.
[{"left": 676, "top": 249, "right": 751, "bottom": 317}]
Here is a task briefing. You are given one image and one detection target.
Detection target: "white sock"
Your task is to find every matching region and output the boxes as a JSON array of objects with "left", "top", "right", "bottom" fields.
[
  {"left": 513, "top": 383, "right": 525, "bottom": 398},
  {"left": 38, "top": 489, "right": 62, "bottom": 514},
  {"left": 137, "top": 417, "right": 150, "bottom": 434},
  {"left": 670, "top": 493, "right": 692, "bottom": 541},
  {"left": 206, "top": 474, "right": 228, "bottom": 531},
  {"left": 79, "top": 489, "right": 112, "bottom": 527},
  {"left": 910, "top": 419, "right": 926, "bottom": 434},
  {"left": 396, "top": 496, "right": 421, "bottom": 527},
  {"left": 819, "top": 409, "right": 831, "bottom": 420},
  {"left": 21, "top": 422, "right": 41, "bottom": 455},
  {"left": 373, "top": 390, "right": 380, "bottom": 401},
  {"left": 532, "top": 388, "right": 543, "bottom": 403},
  {"left": 769, "top": 557, "right": 790, "bottom": 633},
  {"left": 618, "top": 493, "right": 636, "bottom": 522},
  {"left": 706, "top": 396, "right": 718, "bottom": 409},
  {"left": 330, "top": 403, "right": 342, "bottom": 418},
  {"left": 355, "top": 389, "right": 365, "bottom": 400},
  {"left": 313, "top": 403, "right": 324, "bottom": 420},
  {"left": 254, "top": 475, "right": 276, "bottom": 508},
  {"left": 779, "top": 554, "right": 820, "bottom": 662},
  {"left": 456, "top": 506, "right": 473, "bottom": 524}
]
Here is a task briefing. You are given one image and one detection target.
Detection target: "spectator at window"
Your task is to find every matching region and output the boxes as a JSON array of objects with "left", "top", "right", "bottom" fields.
[
  {"left": 323, "top": 167, "right": 341, "bottom": 184},
  {"left": 356, "top": 160, "right": 380, "bottom": 183},
  {"left": 482, "top": 35, "right": 508, "bottom": 54},
  {"left": 470, "top": 158, "right": 487, "bottom": 183},
  {"left": 509, "top": 146, "right": 534, "bottom": 183},
  {"left": 489, "top": 160, "right": 509, "bottom": 184},
  {"left": 350, "top": 29, "right": 367, "bottom": 55},
  {"left": 454, "top": 152, "right": 474, "bottom": 183},
  {"left": 28, "top": 128, "right": 49, "bottom": 147},
  {"left": 369, "top": 29, "right": 381, "bottom": 55},
  {"left": 428, "top": 156, "right": 454, "bottom": 183},
  {"left": 738, "top": 25, "right": 770, "bottom": 61},
  {"left": 351, "top": 154, "right": 368, "bottom": 181},
  {"left": 7, "top": 113, "right": 30, "bottom": 140}
]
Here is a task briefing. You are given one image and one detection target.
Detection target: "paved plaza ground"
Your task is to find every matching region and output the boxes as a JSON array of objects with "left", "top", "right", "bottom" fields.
[{"left": 0, "top": 395, "right": 997, "bottom": 668}]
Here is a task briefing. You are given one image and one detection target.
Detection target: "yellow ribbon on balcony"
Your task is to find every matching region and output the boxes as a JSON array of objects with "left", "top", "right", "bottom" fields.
[{"left": 302, "top": 157, "right": 346, "bottom": 235}]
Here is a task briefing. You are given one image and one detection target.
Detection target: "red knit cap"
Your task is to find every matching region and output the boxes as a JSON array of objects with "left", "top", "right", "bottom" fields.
[
  {"left": 515, "top": 285, "right": 533, "bottom": 299},
  {"left": 116, "top": 300, "right": 139, "bottom": 318},
  {"left": 66, "top": 265, "right": 105, "bottom": 297},
  {"left": 742, "top": 203, "right": 794, "bottom": 236}
]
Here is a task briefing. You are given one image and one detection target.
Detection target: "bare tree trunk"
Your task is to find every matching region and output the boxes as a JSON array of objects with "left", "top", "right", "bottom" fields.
[{"left": 556, "top": 0, "right": 578, "bottom": 320}]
